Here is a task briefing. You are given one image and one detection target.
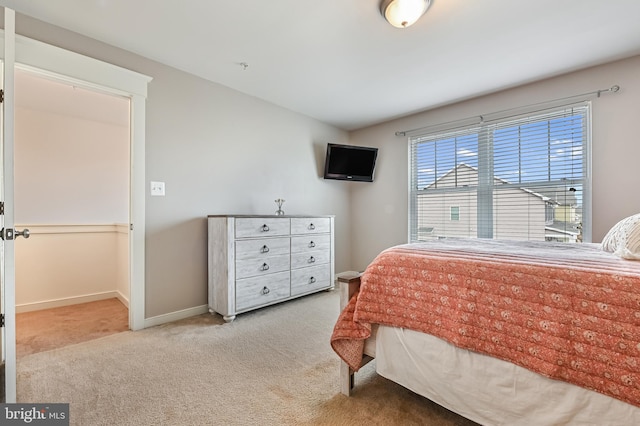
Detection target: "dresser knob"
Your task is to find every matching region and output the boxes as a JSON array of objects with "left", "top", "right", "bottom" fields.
[
  {"left": 309, "top": 277, "right": 316, "bottom": 284},
  {"left": 261, "top": 224, "right": 270, "bottom": 232},
  {"left": 261, "top": 263, "right": 270, "bottom": 271},
  {"left": 308, "top": 223, "right": 315, "bottom": 230},
  {"left": 308, "top": 256, "right": 315, "bottom": 263},
  {"left": 309, "top": 241, "right": 316, "bottom": 248},
  {"left": 260, "top": 245, "right": 270, "bottom": 253},
  {"left": 262, "top": 286, "right": 270, "bottom": 295}
]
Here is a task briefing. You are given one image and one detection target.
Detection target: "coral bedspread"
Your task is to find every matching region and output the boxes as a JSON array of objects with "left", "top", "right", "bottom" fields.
[{"left": 330, "top": 239, "right": 640, "bottom": 407}]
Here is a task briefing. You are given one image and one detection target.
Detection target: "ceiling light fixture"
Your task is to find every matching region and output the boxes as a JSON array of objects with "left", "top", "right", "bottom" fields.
[{"left": 380, "top": 0, "right": 431, "bottom": 29}]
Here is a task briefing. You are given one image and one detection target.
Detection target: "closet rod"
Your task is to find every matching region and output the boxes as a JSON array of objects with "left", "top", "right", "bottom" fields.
[{"left": 395, "top": 85, "right": 620, "bottom": 137}]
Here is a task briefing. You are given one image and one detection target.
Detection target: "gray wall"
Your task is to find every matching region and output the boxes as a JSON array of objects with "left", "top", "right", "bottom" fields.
[
  {"left": 15, "top": 14, "right": 351, "bottom": 318},
  {"left": 349, "top": 55, "right": 640, "bottom": 271}
]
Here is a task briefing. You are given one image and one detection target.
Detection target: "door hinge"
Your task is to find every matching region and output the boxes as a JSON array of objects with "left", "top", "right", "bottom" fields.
[
  {"left": 0, "top": 89, "right": 3, "bottom": 103},
  {"left": 0, "top": 201, "right": 4, "bottom": 215},
  {"left": 0, "top": 314, "right": 4, "bottom": 327}
]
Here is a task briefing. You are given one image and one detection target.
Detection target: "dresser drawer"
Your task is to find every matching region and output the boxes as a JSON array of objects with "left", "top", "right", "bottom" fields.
[
  {"left": 236, "top": 254, "right": 290, "bottom": 279},
  {"left": 291, "top": 264, "right": 331, "bottom": 296},
  {"left": 235, "top": 218, "right": 290, "bottom": 239},
  {"left": 291, "top": 234, "right": 330, "bottom": 254},
  {"left": 235, "top": 237, "right": 290, "bottom": 260},
  {"left": 291, "top": 217, "right": 331, "bottom": 235},
  {"left": 236, "top": 272, "right": 290, "bottom": 311},
  {"left": 291, "top": 249, "right": 331, "bottom": 269}
]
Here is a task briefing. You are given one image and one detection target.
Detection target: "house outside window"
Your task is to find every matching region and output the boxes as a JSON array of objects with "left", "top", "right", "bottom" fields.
[
  {"left": 409, "top": 103, "right": 590, "bottom": 243},
  {"left": 450, "top": 206, "right": 460, "bottom": 221}
]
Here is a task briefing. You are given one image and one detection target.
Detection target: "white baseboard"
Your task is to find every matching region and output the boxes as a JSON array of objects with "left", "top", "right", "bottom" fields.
[
  {"left": 144, "top": 305, "right": 210, "bottom": 329},
  {"left": 16, "top": 291, "right": 123, "bottom": 313},
  {"left": 116, "top": 291, "right": 130, "bottom": 309}
]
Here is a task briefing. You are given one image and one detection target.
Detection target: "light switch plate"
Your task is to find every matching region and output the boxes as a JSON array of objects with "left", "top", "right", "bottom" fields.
[{"left": 150, "top": 181, "right": 165, "bottom": 196}]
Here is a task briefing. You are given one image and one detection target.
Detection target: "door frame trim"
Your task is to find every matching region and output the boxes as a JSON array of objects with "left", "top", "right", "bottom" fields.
[{"left": 0, "top": 30, "right": 152, "bottom": 333}]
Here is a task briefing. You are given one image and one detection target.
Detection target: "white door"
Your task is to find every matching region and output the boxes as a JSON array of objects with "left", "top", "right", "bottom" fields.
[{"left": 1, "top": 8, "right": 18, "bottom": 403}]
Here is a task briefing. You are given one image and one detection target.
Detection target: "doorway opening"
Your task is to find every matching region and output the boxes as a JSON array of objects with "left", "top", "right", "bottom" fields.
[
  {"left": 2, "top": 26, "right": 149, "bottom": 402},
  {"left": 13, "top": 69, "right": 131, "bottom": 357}
]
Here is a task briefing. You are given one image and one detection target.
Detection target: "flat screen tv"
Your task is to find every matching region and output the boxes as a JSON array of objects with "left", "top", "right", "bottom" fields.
[{"left": 323, "top": 143, "right": 378, "bottom": 182}]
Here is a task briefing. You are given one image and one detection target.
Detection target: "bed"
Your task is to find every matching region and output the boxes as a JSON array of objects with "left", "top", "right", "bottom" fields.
[{"left": 331, "top": 223, "right": 640, "bottom": 425}]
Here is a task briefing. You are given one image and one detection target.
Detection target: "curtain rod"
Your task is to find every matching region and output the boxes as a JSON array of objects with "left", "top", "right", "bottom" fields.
[{"left": 395, "top": 85, "right": 620, "bottom": 137}]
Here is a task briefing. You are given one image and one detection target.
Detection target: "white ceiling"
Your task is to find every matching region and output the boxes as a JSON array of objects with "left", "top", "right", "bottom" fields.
[{"left": 4, "top": 0, "right": 640, "bottom": 131}]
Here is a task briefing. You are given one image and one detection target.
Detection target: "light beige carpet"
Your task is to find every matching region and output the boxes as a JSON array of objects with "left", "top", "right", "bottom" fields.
[{"left": 17, "top": 291, "right": 478, "bottom": 426}]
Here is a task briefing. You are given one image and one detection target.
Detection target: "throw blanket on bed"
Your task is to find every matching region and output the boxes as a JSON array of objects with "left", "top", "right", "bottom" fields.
[{"left": 330, "top": 239, "right": 640, "bottom": 407}]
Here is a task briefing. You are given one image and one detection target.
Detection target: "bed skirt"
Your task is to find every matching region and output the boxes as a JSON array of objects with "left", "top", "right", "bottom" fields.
[{"left": 375, "top": 325, "right": 640, "bottom": 426}]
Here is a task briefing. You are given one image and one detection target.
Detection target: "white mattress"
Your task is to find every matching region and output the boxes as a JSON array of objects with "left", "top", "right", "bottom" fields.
[{"left": 375, "top": 325, "right": 640, "bottom": 426}]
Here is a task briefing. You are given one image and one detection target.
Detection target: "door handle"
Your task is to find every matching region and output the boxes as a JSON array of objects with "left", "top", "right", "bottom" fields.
[
  {"left": 15, "top": 228, "right": 30, "bottom": 239},
  {"left": 0, "top": 227, "right": 30, "bottom": 240}
]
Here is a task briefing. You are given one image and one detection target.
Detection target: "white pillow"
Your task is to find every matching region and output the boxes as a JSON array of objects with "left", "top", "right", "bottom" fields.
[{"left": 601, "top": 213, "right": 640, "bottom": 260}]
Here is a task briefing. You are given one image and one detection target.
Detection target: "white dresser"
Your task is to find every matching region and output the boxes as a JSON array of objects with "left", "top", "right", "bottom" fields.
[{"left": 207, "top": 215, "right": 335, "bottom": 321}]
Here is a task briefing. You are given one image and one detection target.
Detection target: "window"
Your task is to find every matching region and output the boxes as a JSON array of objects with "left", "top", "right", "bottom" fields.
[
  {"left": 450, "top": 206, "right": 460, "bottom": 221},
  {"left": 409, "top": 103, "right": 589, "bottom": 243}
]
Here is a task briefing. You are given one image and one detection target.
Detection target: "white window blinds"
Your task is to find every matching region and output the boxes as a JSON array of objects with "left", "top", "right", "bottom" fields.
[{"left": 409, "top": 103, "right": 590, "bottom": 243}]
